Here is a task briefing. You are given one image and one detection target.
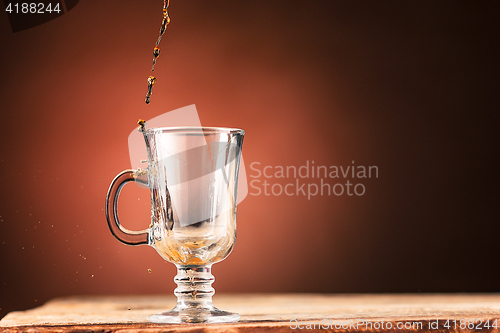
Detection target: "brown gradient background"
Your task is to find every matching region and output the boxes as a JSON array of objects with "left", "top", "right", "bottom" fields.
[{"left": 1, "top": 1, "right": 499, "bottom": 319}]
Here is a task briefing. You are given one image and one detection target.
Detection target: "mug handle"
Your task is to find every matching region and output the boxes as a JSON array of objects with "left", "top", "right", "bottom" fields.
[{"left": 105, "top": 169, "right": 149, "bottom": 245}]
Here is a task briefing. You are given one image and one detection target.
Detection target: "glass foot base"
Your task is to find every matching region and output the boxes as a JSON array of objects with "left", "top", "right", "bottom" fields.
[{"left": 149, "top": 305, "right": 240, "bottom": 324}]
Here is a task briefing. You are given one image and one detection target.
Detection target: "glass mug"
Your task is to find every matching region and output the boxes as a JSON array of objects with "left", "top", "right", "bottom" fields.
[{"left": 105, "top": 126, "right": 244, "bottom": 323}]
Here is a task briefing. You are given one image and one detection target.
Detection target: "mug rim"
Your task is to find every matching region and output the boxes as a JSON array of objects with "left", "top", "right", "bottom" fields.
[{"left": 145, "top": 126, "right": 245, "bottom": 135}]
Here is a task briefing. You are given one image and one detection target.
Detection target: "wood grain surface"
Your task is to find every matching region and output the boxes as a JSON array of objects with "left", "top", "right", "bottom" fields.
[{"left": 2, "top": 294, "right": 500, "bottom": 332}]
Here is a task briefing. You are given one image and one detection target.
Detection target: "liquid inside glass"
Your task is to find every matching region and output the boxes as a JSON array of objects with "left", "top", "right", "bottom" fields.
[{"left": 152, "top": 212, "right": 235, "bottom": 266}]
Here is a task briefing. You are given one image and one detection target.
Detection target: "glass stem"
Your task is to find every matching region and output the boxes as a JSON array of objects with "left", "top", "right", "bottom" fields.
[
  {"left": 174, "top": 265, "right": 215, "bottom": 309},
  {"left": 149, "top": 264, "right": 239, "bottom": 323}
]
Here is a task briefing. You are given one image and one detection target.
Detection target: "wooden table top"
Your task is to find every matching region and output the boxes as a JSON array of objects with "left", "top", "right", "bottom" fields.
[{"left": 2, "top": 294, "right": 500, "bottom": 332}]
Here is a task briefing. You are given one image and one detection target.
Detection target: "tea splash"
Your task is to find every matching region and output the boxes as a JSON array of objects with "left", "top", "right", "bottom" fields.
[{"left": 145, "top": 0, "right": 170, "bottom": 104}]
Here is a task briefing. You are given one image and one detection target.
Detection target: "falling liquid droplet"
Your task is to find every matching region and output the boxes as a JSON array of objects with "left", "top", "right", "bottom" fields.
[
  {"left": 151, "top": 47, "right": 161, "bottom": 71},
  {"left": 159, "top": 17, "right": 170, "bottom": 36},
  {"left": 138, "top": 119, "right": 146, "bottom": 132},
  {"left": 158, "top": 1, "right": 170, "bottom": 40},
  {"left": 145, "top": 76, "right": 156, "bottom": 104}
]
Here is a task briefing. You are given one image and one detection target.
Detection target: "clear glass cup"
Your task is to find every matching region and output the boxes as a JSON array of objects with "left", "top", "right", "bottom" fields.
[{"left": 105, "top": 126, "right": 244, "bottom": 323}]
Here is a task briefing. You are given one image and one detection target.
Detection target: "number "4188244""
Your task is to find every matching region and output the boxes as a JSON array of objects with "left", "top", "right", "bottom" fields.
[
  {"left": 5, "top": 3, "right": 61, "bottom": 14},
  {"left": 443, "top": 319, "right": 499, "bottom": 330}
]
